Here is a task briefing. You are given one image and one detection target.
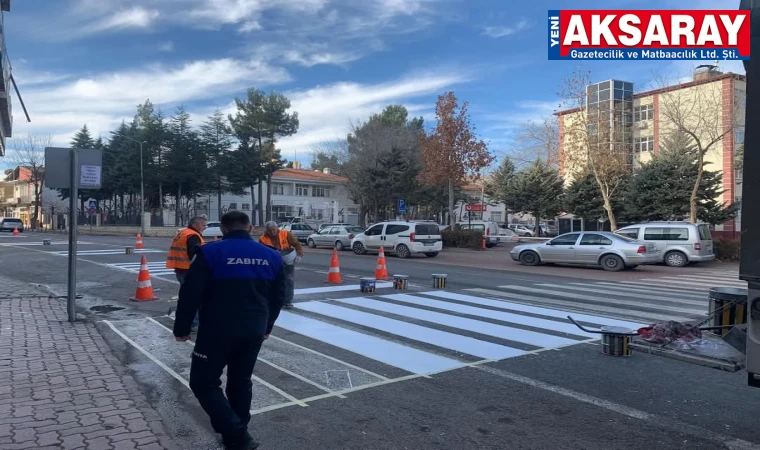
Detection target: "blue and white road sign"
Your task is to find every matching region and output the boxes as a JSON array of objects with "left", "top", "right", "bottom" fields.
[
  {"left": 397, "top": 199, "right": 406, "bottom": 213},
  {"left": 87, "top": 199, "right": 97, "bottom": 214}
]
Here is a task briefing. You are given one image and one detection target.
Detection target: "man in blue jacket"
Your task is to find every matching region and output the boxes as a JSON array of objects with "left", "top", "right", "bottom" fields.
[{"left": 173, "top": 210, "right": 286, "bottom": 450}]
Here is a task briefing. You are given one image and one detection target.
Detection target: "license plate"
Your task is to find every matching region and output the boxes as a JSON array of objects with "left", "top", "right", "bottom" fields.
[{"left": 424, "top": 242, "right": 433, "bottom": 246}]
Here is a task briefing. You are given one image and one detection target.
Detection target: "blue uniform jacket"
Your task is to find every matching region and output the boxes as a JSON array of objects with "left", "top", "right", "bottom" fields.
[{"left": 173, "top": 230, "right": 287, "bottom": 339}]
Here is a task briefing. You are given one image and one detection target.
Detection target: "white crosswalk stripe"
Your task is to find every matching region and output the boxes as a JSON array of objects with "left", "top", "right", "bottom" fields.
[
  {"left": 108, "top": 262, "right": 175, "bottom": 277},
  {"left": 636, "top": 269, "right": 746, "bottom": 291},
  {"left": 51, "top": 248, "right": 163, "bottom": 256},
  {"left": 0, "top": 240, "right": 95, "bottom": 246}
]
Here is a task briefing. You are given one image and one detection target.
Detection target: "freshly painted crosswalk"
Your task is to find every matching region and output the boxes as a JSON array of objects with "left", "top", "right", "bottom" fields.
[
  {"left": 636, "top": 269, "right": 746, "bottom": 291},
  {"left": 0, "top": 240, "right": 96, "bottom": 246},
  {"left": 51, "top": 248, "right": 162, "bottom": 256},
  {"left": 108, "top": 261, "right": 175, "bottom": 277}
]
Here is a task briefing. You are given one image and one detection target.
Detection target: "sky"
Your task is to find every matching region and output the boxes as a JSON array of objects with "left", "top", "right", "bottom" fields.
[{"left": 2, "top": 0, "right": 747, "bottom": 167}]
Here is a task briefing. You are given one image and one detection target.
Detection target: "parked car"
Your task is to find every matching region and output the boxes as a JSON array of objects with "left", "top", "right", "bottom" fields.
[
  {"left": 307, "top": 225, "right": 365, "bottom": 251},
  {"left": 0, "top": 218, "right": 23, "bottom": 233},
  {"left": 615, "top": 222, "right": 714, "bottom": 267},
  {"left": 318, "top": 223, "right": 353, "bottom": 232},
  {"left": 510, "top": 231, "right": 659, "bottom": 271},
  {"left": 280, "top": 223, "right": 316, "bottom": 243},
  {"left": 202, "top": 221, "right": 222, "bottom": 239},
  {"left": 351, "top": 220, "right": 443, "bottom": 258},
  {"left": 508, "top": 224, "right": 535, "bottom": 237}
]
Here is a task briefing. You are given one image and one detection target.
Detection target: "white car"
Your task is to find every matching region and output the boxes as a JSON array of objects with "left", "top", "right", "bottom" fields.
[
  {"left": 351, "top": 220, "right": 443, "bottom": 258},
  {"left": 202, "top": 222, "right": 223, "bottom": 239}
]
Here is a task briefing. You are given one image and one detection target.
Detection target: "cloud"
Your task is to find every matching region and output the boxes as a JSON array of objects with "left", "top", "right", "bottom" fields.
[
  {"left": 85, "top": 6, "right": 160, "bottom": 32},
  {"left": 12, "top": 58, "right": 291, "bottom": 143},
  {"left": 482, "top": 100, "right": 558, "bottom": 132},
  {"left": 482, "top": 19, "right": 530, "bottom": 38},
  {"left": 158, "top": 41, "right": 174, "bottom": 52}
]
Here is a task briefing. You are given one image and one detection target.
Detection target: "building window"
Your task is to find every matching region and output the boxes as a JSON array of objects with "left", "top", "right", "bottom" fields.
[
  {"left": 633, "top": 104, "right": 653, "bottom": 122},
  {"left": 736, "top": 127, "right": 745, "bottom": 144},
  {"left": 736, "top": 89, "right": 746, "bottom": 109},
  {"left": 296, "top": 184, "right": 309, "bottom": 196},
  {"left": 228, "top": 203, "right": 237, "bottom": 210},
  {"left": 271, "top": 183, "right": 284, "bottom": 195},
  {"left": 312, "top": 186, "right": 325, "bottom": 197},
  {"left": 634, "top": 136, "right": 654, "bottom": 152},
  {"left": 242, "top": 203, "right": 250, "bottom": 210},
  {"left": 491, "top": 212, "right": 503, "bottom": 222},
  {"left": 736, "top": 169, "right": 743, "bottom": 185}
]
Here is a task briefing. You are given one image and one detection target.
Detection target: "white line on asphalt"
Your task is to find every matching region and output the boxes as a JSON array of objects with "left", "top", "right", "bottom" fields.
[
  {"left": 103, "top": 320, "right": 191, "bottom": 389},
  {"left": 536, "top": 283, "right": 707, "bottom": 307},
  {"left": 586, "top": 282, "right": 708, "bottom": 298},
  {"left": 473, "top": 365, "right": 760, "bottom": 450},
  {"left": 420, "top": 290, "right": 644, "bottom": 330},
  {"left": 145, "top": 318, "right": 307, "bottom": 407},
  {"left": 381, "top": 293, "right": 596, "bottom": 338},
  {"left": 646, "top": 276, "right": 747, "bottom": 288},
  {"left": 299, "top": 300, "right": 528, "bottom": 360},
  {"left": 616, "top": 280, "right": 709, "bottom": 292},
  {"left": 329, "top": 297, "right": 578, "bottom": 349},
  {"left": 294, "top": 283, "right": 394, "bottom": 295},
  {"left": 497, "top": 285, "right": 701, "bottom": 316},
  {"left": 467, "top": 288, "right": 689, "bottom": 323}
]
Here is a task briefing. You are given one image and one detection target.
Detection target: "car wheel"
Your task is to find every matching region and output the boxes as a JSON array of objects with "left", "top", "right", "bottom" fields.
[
  {"left": 519, "top": 251, "right": 540, "bottom": 266},
  {"left": 600, "top": 254, "right": 624, "bottom": 272},
  {"left": 335, "top": 240, "right": 345, "bottom": 251},
  {"left": 664, "top": 251, "right": 688, "bottom": 267},
  {"left": 307, "top": 239, "right": 316, "bottom": 249},
  {"left": 424, "top": 252, "right": 438, "bottom": 257},
  {"left": 396, "top": 244, "right": 411, "bottom": 258},
  {"left": 486, "top": 243, "right": 496, "bottom": 248},
  {"left": 353, "top": 242, "right": 367, "bottom": 255}
]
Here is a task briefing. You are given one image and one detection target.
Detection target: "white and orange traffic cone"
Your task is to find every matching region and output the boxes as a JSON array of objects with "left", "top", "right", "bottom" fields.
[
  {"left": 481, "top": 235, "right": 487, "bottom": 250},
  {"left": 374, "top": 246, "right": 390, "bottom": 280},
  {"left": 12, "top": 226, "right": 19, "bottom": 236},
  {"left": 324, "top": 248, "right": 344, "bottom": 284},
  {"left": 135, "top": 232, "right": 144, "bottom": 249},
  {"left": 130, "top": 255, "right": 158, "bottom": 301}
]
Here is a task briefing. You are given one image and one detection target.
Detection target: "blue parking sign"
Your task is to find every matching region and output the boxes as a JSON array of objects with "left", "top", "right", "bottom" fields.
[{"left": 397, "top": 199, "right": 406, "bottom": 213}]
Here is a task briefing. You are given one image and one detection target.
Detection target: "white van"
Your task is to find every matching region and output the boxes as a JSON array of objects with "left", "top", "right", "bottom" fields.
[
  {"left": 351, "top": 221, "right": 443, "bottom": 258},
  {"left": 615, "top": 222, "right": 714, "bottom": 267}
]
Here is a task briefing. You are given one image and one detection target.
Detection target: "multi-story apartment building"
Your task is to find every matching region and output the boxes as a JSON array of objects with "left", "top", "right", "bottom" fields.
[
  {"left": 556, "top": 65, "right": 745, "bottom": 236},
  {"left": 0, "top": 166, "right": 43, "bottom": 227}
]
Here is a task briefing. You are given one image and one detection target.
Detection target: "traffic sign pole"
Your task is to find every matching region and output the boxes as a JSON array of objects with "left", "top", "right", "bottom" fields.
[{"left": 67, "top": 149, "right": 79, "bottom": 323}]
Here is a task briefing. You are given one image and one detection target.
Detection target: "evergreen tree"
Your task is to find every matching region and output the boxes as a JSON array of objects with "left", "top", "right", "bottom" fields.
[
  {"left": 199, "top": 109, "right": 240, "bottom": 219},
  {"left": 502, "top": 160, "right": 564, "bottom": 236}
]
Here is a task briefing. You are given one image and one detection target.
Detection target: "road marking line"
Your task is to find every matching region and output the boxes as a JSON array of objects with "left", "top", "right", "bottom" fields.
[
  {"left": 257, "top": 356, "right": 346, "bottom": 398},
  {"left": 294, "top": 283, "right": 393, "bottom": 295},
  {"left": 473, "top": 364, "right": 760, "bottom": 450},
  {"left": 586, "top": 282, "right": 708, "bottom": 298},
  {"left": 421, "top": 290, "right": 644, "bottom": 329},
  {"left": 103, "top": 320, "right": 190, "bottom": 389},
  {"left": 145, "top": 318, "right": 307, "bottom": 407},
  {"left": 268, "top": 335, "right": 389, "bottom": 381},
  {"left": 300, "top": 300, "right": 528, "bottom": 359},
  {"left": 537, "top": 283, "right": 707, "bottom": 307}
]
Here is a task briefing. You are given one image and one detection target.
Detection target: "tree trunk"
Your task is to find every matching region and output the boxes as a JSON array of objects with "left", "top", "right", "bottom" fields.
[
  {"left": 176, "top": 184, "right": 182, "bottom": 226},
  {"left": 257, "top": 182, "right": 264, "bottom": 225},
  {"left": 159, "top": 182, "right": 163, "bottom": 212},
  {"left": 689, "top": 152, "right": 705, "bottom": 223},
  {"left": 266, "top": 173, "right": 273, "bottom": 222},
  {"left": 250, "top": 185, "right": 257, "bottom": 224},
  {"left": 447, "top": 178, "right": 455, "bottom": 226},
  {"left": 217, "top": 189, "right": 223, "bottom": 222},
  {"left": 602, "top": 196, "right": 618, "bottom": 231}
]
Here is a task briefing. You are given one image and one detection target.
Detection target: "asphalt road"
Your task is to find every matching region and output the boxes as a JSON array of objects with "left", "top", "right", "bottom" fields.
[{"left": 1, "top": 231, "right": 756, "bottom": 450}]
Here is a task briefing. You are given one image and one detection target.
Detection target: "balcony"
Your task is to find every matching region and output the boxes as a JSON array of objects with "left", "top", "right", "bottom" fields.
[{"left": 16, "top": 195, "right": 33, "bottom": 204}]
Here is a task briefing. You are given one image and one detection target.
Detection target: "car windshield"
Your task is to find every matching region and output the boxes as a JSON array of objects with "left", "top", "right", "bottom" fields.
[{"left": 3, "top": 219, "right": 21, "bottom": 223}]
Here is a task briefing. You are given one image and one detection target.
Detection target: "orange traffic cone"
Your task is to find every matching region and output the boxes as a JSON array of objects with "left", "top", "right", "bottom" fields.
[
  {"left": 481, "top": 235, "right": 487, "bottom": 250},
  {"left": 324, "top": 248, "right": 344, "bottom": 284},
  {"left": 135, "top": 233, "right": 144, "bottom": 249},
  {"left": 374, "top": 246, "right": 390, "bottom": 280},
  {"left": 12, "top": 226, "right": 19, "bottom": 236},
  {"left": 130, "top": 255, "right": 158, "bottom": 301}
]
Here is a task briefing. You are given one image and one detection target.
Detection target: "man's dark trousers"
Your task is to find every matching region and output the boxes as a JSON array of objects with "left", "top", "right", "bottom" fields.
[
  {"left": 189, "top": 332, "right": 265, "bottom": 440},
  {"left": 176, "top": 271, "right": 199, "bottom": 327}
]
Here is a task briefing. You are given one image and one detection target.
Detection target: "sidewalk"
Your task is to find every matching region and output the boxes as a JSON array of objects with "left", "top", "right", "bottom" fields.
[{"left": 0, "top": 276, "right": 178, "bottom": 450}]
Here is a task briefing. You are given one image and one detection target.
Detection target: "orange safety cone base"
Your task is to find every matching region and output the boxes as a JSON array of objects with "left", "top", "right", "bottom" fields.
[
  {"left": 135, "top": 233, "right": 145, "bottom": 249},
  {"left": 131, "top": 255, "right": 159, "bottom": 301},
  {"left": 130, "top": 295, "right": 159, "bottom": 302},
  {"left": 324, "top": 248, "right": 344, "bottom": 284},
  {"left": 12, "top": 227, "right": 19, "bottom": 236},
  {"left": 374, "top": 247, "right": 390, "bottom": 280}
]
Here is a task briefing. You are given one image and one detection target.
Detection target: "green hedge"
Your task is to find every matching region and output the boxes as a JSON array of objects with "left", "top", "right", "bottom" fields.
[
  {"left": 442, "top": 230, "right": 483, "bottom": 249},
  {"left": 714, "top": 238, "right": 740, "bottom": 261}
]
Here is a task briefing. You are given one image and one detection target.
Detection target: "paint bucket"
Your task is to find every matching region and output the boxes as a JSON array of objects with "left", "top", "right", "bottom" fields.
[
  {"left": 360, "top": 277, "right": 376, "bottom": 293},
  {"left": 432, "top": 274, "right": 447, "bottom": 289},
  {"left": 125, "top": 246, "right": 134, "bottom": 255},
  {"left": 393, "top": 275, "right": 408, "bottom": 290},
  {"left": 600, "top": 326, "right": 633, "bottom": 356}
]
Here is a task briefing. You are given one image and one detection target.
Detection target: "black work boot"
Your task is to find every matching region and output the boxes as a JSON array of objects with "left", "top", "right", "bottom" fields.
[{"left": 223, "top": 431, "right": 260, "bottom": 450}]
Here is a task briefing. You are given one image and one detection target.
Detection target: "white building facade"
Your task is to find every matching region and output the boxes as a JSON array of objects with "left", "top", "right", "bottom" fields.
[{"left": 196, "top": 167, "right": 359, "bottom": 225}]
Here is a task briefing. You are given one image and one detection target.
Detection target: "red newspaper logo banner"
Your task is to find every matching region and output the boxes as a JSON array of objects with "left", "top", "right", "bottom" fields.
[{"left": 558, "top": 10, "right": 750, "bottom": 57}]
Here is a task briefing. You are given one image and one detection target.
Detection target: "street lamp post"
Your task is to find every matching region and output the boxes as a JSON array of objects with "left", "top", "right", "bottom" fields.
[{"left": 111, "top": 132, "right": 147, "bottom": 235}]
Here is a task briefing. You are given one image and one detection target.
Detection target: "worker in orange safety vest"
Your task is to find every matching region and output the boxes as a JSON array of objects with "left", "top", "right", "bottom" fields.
[
  {"left": 167, "top": 216, "right": 207, "bottom": 328},
  {"left": 259, "top": 221, "right": 303, "bottom": 309}
]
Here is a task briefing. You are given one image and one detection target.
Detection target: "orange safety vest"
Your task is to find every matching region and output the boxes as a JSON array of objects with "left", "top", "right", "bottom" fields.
[
  {"left": 259, "top": 229, "right": 290, "bottom": 250},
  {"left": 166, "top": 228, "right": 205, "bottom": 270}
]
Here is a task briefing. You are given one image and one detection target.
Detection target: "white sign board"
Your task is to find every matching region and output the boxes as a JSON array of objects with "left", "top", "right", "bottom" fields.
[{"left": 80, "top": 165, "right": 102, "bottom": 187}]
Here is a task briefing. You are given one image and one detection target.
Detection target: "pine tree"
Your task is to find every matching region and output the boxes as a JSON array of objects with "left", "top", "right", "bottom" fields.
[{"left": 504, "top": 160, "right": 564, "bottom": 235}]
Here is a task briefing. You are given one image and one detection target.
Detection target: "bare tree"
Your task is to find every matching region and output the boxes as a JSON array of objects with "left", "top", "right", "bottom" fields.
[
  {"left": 9, "top": 134, "right": 52, "bottom": 230},
  {"left": 510, "top": 117, "right": 560, "bottom": 168},
  {"left": 558, "top": 68, "right": 629, "bottom": 231},
  {"left": 655, "top": 73, "right": 737, "bottom": 222}
]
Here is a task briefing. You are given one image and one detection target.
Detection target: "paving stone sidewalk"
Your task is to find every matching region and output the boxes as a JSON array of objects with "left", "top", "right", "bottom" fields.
[{"left": 0, "top": 276, "right": 179, "bottom": 450}]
